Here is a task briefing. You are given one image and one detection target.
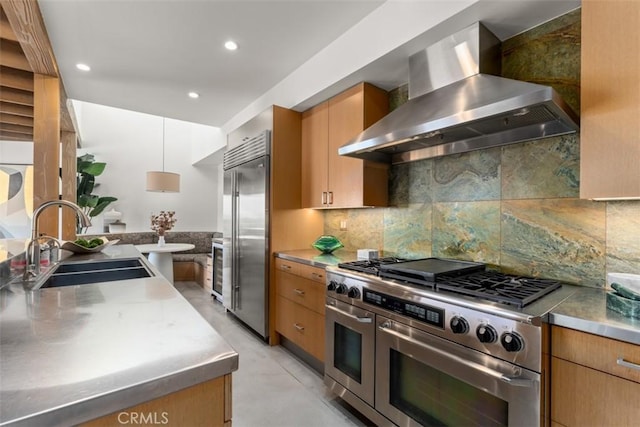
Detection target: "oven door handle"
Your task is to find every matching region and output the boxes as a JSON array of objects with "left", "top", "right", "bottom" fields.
[
  {"left": 378, "top": 321, "right": 535, "bottom": 388},
  {"left": 326, "top": 304, "right": 373, "bottom": 323}
]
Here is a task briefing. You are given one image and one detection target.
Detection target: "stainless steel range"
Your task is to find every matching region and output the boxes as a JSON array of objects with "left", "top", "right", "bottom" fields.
[{"left": 324, "top": 257, "right": 575, "bottom": 427}]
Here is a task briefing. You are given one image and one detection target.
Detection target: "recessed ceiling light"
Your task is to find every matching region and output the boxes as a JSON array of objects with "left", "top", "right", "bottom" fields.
[
  {"left": 224, "top": 40, "right": 238, "bottom": 51},
  {"left": 188, "top": 92, "right": 200, "bottom": 99},
  {"left": 76, "top": 63, "right": 91, "bottom": 71}
]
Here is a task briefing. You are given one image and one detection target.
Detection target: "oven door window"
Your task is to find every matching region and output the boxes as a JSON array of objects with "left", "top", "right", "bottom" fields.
[
  {"left": 334, "top": 323, "right": 362, "bottom": 382},
  {"left": 390, "top": 349, "right": 507, "bottom": 426}
]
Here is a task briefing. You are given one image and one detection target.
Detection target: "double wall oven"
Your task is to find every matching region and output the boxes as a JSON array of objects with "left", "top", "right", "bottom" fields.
[{"left": 325, "top": 258, "right": 575, "bottom": 427}]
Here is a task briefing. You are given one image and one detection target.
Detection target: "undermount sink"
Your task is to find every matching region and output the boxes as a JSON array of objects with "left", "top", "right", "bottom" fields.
[{"left": 38, "top": 258, "right": 152, "bottom": 289}]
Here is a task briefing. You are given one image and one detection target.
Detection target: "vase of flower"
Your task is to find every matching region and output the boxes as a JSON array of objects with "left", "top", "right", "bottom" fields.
[{"left": 151, "top": 211, "right": 176, "bottom": 247}]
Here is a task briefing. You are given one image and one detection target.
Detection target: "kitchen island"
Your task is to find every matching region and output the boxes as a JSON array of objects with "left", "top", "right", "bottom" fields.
[{"left": 0, "top": 245, "right": 238, "bottom": 427}]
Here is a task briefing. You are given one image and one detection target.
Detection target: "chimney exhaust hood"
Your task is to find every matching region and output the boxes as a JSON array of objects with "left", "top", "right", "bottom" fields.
[{"left": 339, "top": 23, "right": 579, "bottom": 164}]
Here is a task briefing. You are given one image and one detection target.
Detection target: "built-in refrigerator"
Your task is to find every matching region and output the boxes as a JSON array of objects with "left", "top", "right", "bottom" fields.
[{"left": 222, "top": 130, "right": 270, "bottom": 340}]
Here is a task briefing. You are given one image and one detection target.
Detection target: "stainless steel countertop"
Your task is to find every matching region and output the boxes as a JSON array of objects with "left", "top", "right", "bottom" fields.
[
  {"left": 0, "top": 244, "right": 238, "bottom": 427},
  {"left": 275, "top": 249, "right": 360, "bottom": 268},
  {"left": 549, "top": 285, "right": 640, "bottom": 345}
]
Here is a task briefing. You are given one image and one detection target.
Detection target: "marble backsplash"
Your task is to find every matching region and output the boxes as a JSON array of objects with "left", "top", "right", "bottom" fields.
[{"left": 324, "top": 9, "right": 640, "bottom": 288}]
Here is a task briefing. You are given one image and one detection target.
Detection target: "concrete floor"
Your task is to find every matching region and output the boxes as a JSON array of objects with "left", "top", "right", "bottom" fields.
[{"left": 175, "top": 281, "right": 373, "bottom": 427}]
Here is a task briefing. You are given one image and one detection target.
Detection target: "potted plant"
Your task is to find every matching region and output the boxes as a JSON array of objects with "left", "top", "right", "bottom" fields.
[{"left": 77, "top": 153, "right": 117, "bottom": 233}]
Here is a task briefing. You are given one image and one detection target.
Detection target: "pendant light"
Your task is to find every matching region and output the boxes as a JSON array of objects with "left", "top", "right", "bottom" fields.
[{"left": 146, "top": 117, "right": 180, "bottom": 192}]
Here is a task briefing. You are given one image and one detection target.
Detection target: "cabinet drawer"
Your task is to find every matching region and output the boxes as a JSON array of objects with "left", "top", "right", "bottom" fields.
[
  {"left": 276, "top": 296, "right": 325, "bottom": 362},
  {"left": 551, "top": 356, "right": 640, "bottom": 426},
  {"left": 275, "top": 258, "right": 302, "bottom": 276},
  {"left": 551, "top": 326, "right": 640, "bottom": 384},
  {"left": 276, "top": 269, "right": 324, "bottom": 314},
  {"left": 299, "top": 263, "right": 325, "bottom": 283}
]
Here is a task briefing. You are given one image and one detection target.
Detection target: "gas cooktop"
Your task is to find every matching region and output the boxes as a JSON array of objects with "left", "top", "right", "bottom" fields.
[{"left": 337, "top": 257, "right": 563, "bottom": 308}]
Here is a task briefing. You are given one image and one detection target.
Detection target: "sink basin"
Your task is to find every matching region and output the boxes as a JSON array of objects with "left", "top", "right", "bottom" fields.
[
  {"left": 53, "top": 258, "right": 144, "bottom": 273},
  {"left": 38, "top": 258, "right": 152, "bottom": 288}
]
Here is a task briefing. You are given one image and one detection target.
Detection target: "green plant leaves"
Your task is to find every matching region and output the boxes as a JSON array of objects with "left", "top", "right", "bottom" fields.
[{"left": 76, "top": 154, "right": 117, "bottom": 231}]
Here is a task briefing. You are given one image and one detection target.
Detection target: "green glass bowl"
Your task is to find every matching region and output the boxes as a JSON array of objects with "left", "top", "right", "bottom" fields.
[{"left": 312, "top": 235, "right": 344, "bottom": 254}]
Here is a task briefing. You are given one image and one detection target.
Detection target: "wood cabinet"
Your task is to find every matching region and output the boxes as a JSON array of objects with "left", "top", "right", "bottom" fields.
[
  {"left": 302, "top": 82, "right": 389, "bottom": 208},
  {"left": 275, "top": 258, "right": 326, "bottom": 361},
  {"left": 580, "top": 0, "right": 640, "bottom": 199},
  {"left": 82, "top": 374, "right": 232, "bottom": 427},
  {"left": 550, "top": 326, "right": 640, "bottom": 426}
]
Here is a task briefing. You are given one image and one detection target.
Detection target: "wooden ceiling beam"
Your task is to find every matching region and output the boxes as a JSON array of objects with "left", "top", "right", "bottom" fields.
[
  {"left": 0, "top": 8, "right": 18, "bottom": 41},
  {"left": 0, "top": 100, "right": 33, "bottom": 117},
  {"left": 0, "top": 39, "right": 30, "bottom": 71},
  {"left": 0, "top": 121, "right": 33, "bottom": 135},
  {"left": 0, "top": 111, "right": 33, "bottom": 126},
  {"left": 1, "top": 0, "right": 58, "bottom": 76},
  {"left": 0, "top": 85, "right": 34, "bottom": 105},
  {"left": 0, "top": 65, "right": 33, "bottom": 91}
]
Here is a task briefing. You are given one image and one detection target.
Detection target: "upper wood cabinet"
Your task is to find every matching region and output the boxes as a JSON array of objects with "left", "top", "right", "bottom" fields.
[
  {"left": 301, "top": 83, "right": 389, "bottom": 208},
  {"left": 580, "top": 0, "right": 640, "bottom": 199}
]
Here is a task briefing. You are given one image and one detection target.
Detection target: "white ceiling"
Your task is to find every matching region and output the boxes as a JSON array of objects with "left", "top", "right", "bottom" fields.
[{"left": 38, "top": 0, "right": 581, "bottom": 132}]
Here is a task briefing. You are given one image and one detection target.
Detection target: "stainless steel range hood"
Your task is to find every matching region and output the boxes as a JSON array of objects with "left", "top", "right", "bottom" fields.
[{"left": 339, "top": 23, "right": 579, "bottom": 164}]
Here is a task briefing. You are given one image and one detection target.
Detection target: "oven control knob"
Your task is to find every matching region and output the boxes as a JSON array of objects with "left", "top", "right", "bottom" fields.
[
  {"left": 476, "top": 324, "right": 498, "bottom": 343},
  {"left": 327, "top": 280, "right": 338, "bottom": 292},
  {"left": 347, "top": 287, "right": 360, "bottom": 299},
  {"left": 501, "top": 332, "right": 525, "bottom": 352},
  {"left": 335, "top": 283, "right": 348, "bottom": 294},
  {"left": 450, "top": 316, "right": 469, "bottom": 334}
]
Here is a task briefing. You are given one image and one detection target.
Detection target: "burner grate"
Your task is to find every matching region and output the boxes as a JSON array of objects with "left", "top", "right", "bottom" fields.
[{"left": 437, "top": 272, "right": 562, "bottom": 308}]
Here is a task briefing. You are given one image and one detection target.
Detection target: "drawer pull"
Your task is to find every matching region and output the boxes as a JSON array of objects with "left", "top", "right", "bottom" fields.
[
  {"left": 311, "top": 272, "right": 323, "bottom": 280},
  {"left": 281, "top": 264, "right": 292, "bottom": 270},
  {"left": 617, "top": 357, "right": 640, "bottom": 371},
  {"left": 294, "top": 323, "right": 305, "bottom": 332},
  {"left": 294, "top": 288, "right": 305, "bottom": 296}
]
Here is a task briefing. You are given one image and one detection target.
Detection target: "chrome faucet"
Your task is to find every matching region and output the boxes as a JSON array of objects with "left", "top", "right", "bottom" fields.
[{"left": 23, "top": 200, "right": 92, "bottom": 280}]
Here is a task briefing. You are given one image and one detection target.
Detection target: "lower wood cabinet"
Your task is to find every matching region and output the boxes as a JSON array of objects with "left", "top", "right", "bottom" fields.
[
  {"left": 82, "top": 374, "right": 232, "bottom": 427},
  {"left": 275, "top": 258, "right": 325, "bottom": 361},
  {"left": 550, "top": 326, "right": 640, "bottom": 426}
]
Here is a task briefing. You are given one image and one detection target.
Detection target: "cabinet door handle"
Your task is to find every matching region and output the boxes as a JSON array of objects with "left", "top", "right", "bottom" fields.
[
  {"left": 328, "top": 191, "right": 334, "bottom": 205},
  {"left": 294, "top": 288, "right": 305, "bottom": 296},
  {"left": 617, "top": 357, "right": 640, "bottom": 371},
  {"left": 321, "top": 192, "right": 327, "bottom": 205},
  {"left": 294, "top": 323, "right": 305, "bottom": 332}
]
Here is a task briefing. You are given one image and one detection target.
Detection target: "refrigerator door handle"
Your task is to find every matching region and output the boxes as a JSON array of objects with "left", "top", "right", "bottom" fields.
[{"left": 231, "top": 170, "right": 240, "bottom": 311}]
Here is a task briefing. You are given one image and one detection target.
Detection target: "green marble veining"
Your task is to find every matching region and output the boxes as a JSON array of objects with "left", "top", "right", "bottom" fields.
[
  {"left": 502, "top": 8, "right": 581, "bottom": 115},
  {"left": 389, "top": 84, "right": 408, "bottom": 112},
  {"left": 502, "top": 134, "right": 579, "bottom": 199},
  {"left": 389, "top": 158, "right": 432, "bottom": 206},
  {"left": 432, "top": 201, "right": 501, "bottom": 266},
  {"left": 383, "top": 204, "right": 432, "bottom": 258},
  {"left": 606, "top": 202, "right": 640, "bottom": 274},
  {"left": 501, "top": 199, "right": 606, "bottom": 287},
  {"left": 319, "top": 10, "right": 640, "bottom": 289},
  {"left": 606, "top": 291, "right": 640, "bottom": 320},
  {"left": 433, "top": 148, "right": 501, "bottom": 202}
]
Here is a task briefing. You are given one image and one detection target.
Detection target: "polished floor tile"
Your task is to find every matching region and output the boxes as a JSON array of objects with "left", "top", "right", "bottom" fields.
[{"left": 175, "top": 282, "right": 373, "bottom": 427}]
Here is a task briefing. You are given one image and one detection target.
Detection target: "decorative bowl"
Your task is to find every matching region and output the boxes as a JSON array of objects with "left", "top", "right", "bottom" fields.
[
  {"left": 312, "top": 235, "right": 343, "bottom": 254},
  {"left": 61, "top": 237, "right": 120, "bottom": 254}
]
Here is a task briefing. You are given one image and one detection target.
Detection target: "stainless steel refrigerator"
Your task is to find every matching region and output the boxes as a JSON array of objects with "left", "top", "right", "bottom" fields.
[{"left": 222, "top": 130, "right": 270, "bottom": 340}]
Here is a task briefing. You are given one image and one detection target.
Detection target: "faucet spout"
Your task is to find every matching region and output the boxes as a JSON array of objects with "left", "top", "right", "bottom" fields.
[{"left": 24, "top": 200, "right": 92, "bottom": 281}]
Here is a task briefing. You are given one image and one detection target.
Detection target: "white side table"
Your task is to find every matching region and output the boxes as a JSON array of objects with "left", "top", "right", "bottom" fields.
[{"left": 135, "top": 243, "right": 195, "bottom": 284}]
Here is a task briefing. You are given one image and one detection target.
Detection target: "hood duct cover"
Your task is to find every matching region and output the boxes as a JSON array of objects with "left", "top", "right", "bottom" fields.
[{"left": 339, "top": 23, "right": 579, "bottom": 164}]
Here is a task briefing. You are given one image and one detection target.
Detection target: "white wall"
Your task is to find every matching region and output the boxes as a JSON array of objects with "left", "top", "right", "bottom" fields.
[{"left": 76, "top": 101, "right": 221, "bottom": 234}]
